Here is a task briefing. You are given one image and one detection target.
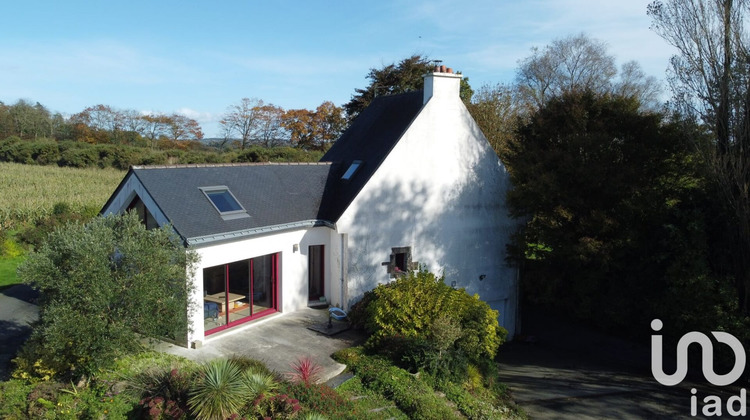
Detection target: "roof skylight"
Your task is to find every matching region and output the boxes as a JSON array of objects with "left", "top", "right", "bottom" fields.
[
  {"left": 200, "top": 187, "right": 249, "bottom": 220},
  {"left": 342, "top": 160, "right": 362, "bottom": 180}
]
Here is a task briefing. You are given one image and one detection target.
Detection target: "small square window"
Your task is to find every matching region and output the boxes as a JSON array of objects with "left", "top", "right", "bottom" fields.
[
  {"left": 200, "top": 187, "right": 249, "bottom": 220},
  {"left": 385, "top": 246, "right": 416, "bottom": 277}
]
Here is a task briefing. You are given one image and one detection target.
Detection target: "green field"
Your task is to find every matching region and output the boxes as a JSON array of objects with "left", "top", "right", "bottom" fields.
[
  {"left": 0, "top": 162, "right": 125, "bottom": 229},
  {"left": 0, "top": 255, "right": 24, "bottom": 288}
]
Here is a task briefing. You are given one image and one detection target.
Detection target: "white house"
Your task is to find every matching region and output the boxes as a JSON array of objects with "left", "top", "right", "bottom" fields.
[{"left": 101, "top": 66, "right": 519, "bottom": 348}]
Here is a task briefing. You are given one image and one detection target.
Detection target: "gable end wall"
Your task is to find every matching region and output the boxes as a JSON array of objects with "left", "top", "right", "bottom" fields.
[
  {"left": 336, "top": 92, "right": 519, "bottom": 338},
  {"left": 101, "top": 172, "right": 171, "bottom": 228}
]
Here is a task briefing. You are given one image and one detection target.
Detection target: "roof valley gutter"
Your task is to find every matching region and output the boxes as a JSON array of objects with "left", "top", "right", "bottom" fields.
[{"left": 185, "top": 219, "right": 336, "bottom": 247}]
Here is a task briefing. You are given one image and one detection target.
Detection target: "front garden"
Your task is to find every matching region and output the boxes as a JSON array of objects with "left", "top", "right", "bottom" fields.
[{"left": 1, "top": 266, "right": 525, "bottom": 419}]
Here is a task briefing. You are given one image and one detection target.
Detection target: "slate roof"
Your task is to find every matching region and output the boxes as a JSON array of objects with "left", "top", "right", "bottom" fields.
[
  {"left": 319, "top": 90, "right": 424, "bottom": 220},
  {"left": 107, "top": 163, "right": 335, "bottom": 245},
  {"left": 103, "top": 90, "right": 425, "bottom": 245}
]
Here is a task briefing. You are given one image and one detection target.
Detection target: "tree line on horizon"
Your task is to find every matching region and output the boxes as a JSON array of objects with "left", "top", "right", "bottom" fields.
[{"left": 0, "top": 98, "right": 348, "bottom": 153}]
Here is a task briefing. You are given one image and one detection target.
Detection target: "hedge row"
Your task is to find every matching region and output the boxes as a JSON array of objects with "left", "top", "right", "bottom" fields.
[
  {"left": 0, "top": 137, "right": 324, "bottom": 170},
  {"left": 334, "top": 348, "right": 460, "bottom": 420}
]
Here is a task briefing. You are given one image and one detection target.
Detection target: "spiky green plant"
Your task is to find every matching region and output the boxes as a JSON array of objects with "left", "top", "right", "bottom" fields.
[
  {"left": 188, "top": 359, "right": 247, "bottom": 420},
  {"left": 227, "top": 355, "right": 274, "bottom": 376},
  {"left": 244, "top": 370, "right": 278, "bottom": 400}
]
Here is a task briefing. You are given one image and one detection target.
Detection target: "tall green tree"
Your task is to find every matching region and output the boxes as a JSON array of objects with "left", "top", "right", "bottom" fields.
[
  {"left": 0, "top": 100, "right": 54, "bottom": 140},
  {"left": 344, "top": 55, "right": 473, "bottom": 121},
  {"left": 649, "top": 0, "right": 750, "bottom": 313},
  {"left": 503, "top": 91, "right": 719, "bottom": 331},
  {"left": 16, "top": 212, "right": 197, "bottom": 379},
  {"left": 466, "top": 83, "right": 518, "bottom": 156}
]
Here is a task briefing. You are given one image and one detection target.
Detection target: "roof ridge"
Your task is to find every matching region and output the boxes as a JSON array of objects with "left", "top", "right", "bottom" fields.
[
  {"left": 373, "top": 89, "right": 423, "bottom": 100},
  {"left": 132, "top": 162, "right": 333, "bottom": 170}
]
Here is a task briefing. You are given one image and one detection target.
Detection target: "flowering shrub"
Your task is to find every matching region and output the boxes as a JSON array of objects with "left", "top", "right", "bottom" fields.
[
  {"left": 140, "top": 396, "right": 187, "bottom": 420},
  {"left": 283, "top": 382, "right": 358, "bottom": 418},
  {"left": 253, "top": 393, "right": 301, "bottom": 419},
  {"left": 11, "top": 357, "right": 58, "bottom": 382}
]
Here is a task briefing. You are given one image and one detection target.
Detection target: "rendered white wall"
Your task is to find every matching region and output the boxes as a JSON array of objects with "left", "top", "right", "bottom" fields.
[
  {"left": 336, "top": 73, "right": 520, "bottom": 338},
  {"left": 187, "top": 226, "right": 335, "bottom": 344}
]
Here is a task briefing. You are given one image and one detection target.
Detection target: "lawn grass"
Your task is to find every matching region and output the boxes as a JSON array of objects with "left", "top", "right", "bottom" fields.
[{"left": 0, "top": 255, "right": 25, "bottom": 288}]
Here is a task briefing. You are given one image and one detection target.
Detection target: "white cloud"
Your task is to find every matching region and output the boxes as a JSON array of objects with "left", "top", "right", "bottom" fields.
[{"left": 175, "top": 108, "right": 215, "bottom": 125}]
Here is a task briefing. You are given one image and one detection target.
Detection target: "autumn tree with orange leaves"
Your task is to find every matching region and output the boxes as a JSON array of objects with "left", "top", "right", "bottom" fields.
[{"left": 282, "top": 101, "right": 345, "bottom": 151}]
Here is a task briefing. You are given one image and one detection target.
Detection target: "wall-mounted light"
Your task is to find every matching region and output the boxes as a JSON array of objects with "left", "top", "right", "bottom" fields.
[
  {"left": 479, "top": 274, "right": 486, "bottom": 281},
  {"left": 451, "top": 281, "right": 457, "bottom": 289},
  {"left": 293, "top": 244, "right": 299, "bottom": 253}
]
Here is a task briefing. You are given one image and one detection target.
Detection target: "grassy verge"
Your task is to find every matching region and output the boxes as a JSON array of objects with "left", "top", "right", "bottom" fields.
[{"left": 0, "top": 255, "right": 25, "bottom": 289}]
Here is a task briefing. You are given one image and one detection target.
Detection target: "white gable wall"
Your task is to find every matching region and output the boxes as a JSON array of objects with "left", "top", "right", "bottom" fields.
[{"left": 336, "top": 74, "right": 519, "bottom": 338}]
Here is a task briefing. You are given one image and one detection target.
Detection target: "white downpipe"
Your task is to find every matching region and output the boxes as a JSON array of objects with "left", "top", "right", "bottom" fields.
[{"left": 340, "top": 233, "right": 348, "bottom": 309}]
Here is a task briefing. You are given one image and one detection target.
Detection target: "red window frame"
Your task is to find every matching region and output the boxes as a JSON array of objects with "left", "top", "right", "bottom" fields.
[{"left": 205, "top": 252, "right": 279, "bottom": 336}]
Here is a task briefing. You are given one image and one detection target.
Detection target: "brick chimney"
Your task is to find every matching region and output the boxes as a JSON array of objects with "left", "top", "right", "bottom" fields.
[{"left": 423, "top": 65, "right": 462, "bottom": 105}]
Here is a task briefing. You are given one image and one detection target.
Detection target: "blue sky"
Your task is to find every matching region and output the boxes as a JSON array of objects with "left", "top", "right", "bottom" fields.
[{"left": 1, "top": 0, "right": 675, "bottom": 137}]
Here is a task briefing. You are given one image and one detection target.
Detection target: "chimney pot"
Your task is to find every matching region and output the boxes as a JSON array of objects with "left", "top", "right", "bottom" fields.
[{"left": 423, "top": 64, "right": 462, "bottom": 104}]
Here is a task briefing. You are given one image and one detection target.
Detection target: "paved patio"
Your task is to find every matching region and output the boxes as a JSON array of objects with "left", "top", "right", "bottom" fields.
[{"left": 153, "top": 306, "right": 366, "bottom": 383}]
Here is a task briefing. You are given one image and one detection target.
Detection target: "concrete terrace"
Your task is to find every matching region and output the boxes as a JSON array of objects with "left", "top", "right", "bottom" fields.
[{"left": 153, "top": 306, "right": 365, "bottom": 383}]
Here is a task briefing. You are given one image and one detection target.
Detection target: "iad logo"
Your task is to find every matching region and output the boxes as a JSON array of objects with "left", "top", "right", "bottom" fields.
[
  {"left": 651, "top": 319, "right": 748, "bottom": 417},
  {"left": 651, "top": 319, "right": 746, "bottom": 386}
]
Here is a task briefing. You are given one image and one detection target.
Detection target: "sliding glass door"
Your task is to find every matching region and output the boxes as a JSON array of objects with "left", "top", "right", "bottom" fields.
[{"left": 203, "top": 253, "right": 278, "bottom": 335}]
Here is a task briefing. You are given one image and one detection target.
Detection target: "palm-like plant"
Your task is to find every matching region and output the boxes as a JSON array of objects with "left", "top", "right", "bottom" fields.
[
  {"left": 244, "top": 370, "right": 278, "bottom": 400},
  {"left": 188, "top": 359, "right": 247, "bottom": 420}
]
